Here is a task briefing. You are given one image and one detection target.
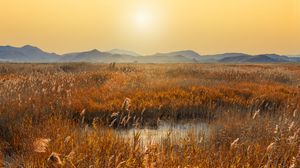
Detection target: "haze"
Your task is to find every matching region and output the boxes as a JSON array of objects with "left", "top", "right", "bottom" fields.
[{"left": 0, "top": 0, "right": 299, "bottom": 55}]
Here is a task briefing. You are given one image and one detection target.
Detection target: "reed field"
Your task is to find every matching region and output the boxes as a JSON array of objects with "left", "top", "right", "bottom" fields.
[{"left": 1, "top": 63, "right": 300, "bottom": 167}]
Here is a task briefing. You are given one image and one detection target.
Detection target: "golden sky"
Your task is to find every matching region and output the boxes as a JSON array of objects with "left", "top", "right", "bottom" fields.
[{"left": 0, "top": 0, "right": 299, "bottom": 55}]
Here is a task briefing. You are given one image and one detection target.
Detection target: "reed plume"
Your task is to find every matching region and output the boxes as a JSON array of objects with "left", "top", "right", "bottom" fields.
[{"left": 33, "top": 138, "right": 50, "bottom": 153}]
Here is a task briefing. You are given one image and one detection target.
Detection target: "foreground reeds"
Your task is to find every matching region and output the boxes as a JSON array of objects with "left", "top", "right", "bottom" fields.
[{"left": 0, "top": 63, "right": 300, "bottom": 167}]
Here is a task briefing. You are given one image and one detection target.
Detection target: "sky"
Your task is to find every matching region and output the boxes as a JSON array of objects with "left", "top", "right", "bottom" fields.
[{"left": 0, "top": 0, "right": 299, "bottom": 55}]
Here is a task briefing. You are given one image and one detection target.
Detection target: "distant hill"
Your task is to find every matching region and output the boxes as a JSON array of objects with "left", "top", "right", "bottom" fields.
[
  {"left": 167, "top": 50, "right": 201, "bottom": 59},
  {"left": 150, "top": 50, "right": 200, "bottom": 58},
  {"left": 62, "top": 49, "right": 105, "bottom": 62},
  {"left": 107, "top": 49, "right": 141, "bottom": 57},
  {"left": 139, "top": 50, "right": 200, "bottom": 63},
  {"left": 288, "top": 57, "right": 300, "bottom": 62},
  {"left": 0, "top": 45, "right": 299, "bottom": 63},
  {"left": 219, "top": 54, "right": 292, "bottom": 63},
  {"left": 62, "top": 49, "right": 202, "bottom": 63},
  {"left": 0, "top": 45, "right": 59, "bottom": 62},
  {"left": 61, "top": 49, "right": 135, "bottom": 63},
  {"left": 199, "top": 53, "right": 251, "bottom": 62},
  {"left": 219, "top": 55, "right": 253, "bottom": 63}
]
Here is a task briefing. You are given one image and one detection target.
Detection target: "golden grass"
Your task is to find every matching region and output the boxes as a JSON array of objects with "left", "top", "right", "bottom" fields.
[{"left": 0, "top": 63, "right": 300, "bottom": 167}]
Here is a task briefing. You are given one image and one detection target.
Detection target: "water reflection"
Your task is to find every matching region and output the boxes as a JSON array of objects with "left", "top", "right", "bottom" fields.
[{"left": 116, "top": 120, "right": 210, "bottom": 146}]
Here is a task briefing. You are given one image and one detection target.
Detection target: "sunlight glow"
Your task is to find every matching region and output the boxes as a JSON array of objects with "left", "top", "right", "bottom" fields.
[
  {"left": 134, "top": 9, "right": 153, "bottom": 29},
  {"left": 0, "top": 0, "right": 299, "bottom": 55}
]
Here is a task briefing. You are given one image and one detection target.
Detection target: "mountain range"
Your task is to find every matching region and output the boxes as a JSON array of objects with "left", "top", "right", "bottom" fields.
[{"left": 0, "top": 45, "right": 299, "bottom": 63}]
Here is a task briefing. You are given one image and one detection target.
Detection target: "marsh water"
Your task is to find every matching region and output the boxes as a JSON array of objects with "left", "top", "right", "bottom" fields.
[{"left": 116, "top": 120, "right": 210, "bottom": 146}]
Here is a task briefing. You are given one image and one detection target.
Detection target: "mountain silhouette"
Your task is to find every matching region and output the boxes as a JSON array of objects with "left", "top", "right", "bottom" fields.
[
  {"left": 108, "top": 49, "right": 141, "bottom": 57},
  {"left": 0, "top": 45, "right": 59, "bottom": 62},
  {"left": 0, "top": 45, "right": 299, "bottom": 63}
]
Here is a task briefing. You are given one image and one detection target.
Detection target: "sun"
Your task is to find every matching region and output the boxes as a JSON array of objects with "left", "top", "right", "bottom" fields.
[
  {"left": 117, "top": 4, "right": 166, "bottom": 42},
  {"left": 134, "top": 9, "right": 153, "bottom": 29}
]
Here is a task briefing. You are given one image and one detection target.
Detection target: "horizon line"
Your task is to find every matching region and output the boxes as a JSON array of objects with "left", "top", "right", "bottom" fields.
[{"left": 1, "top": 44, "right": 299, "bottom": 56}]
